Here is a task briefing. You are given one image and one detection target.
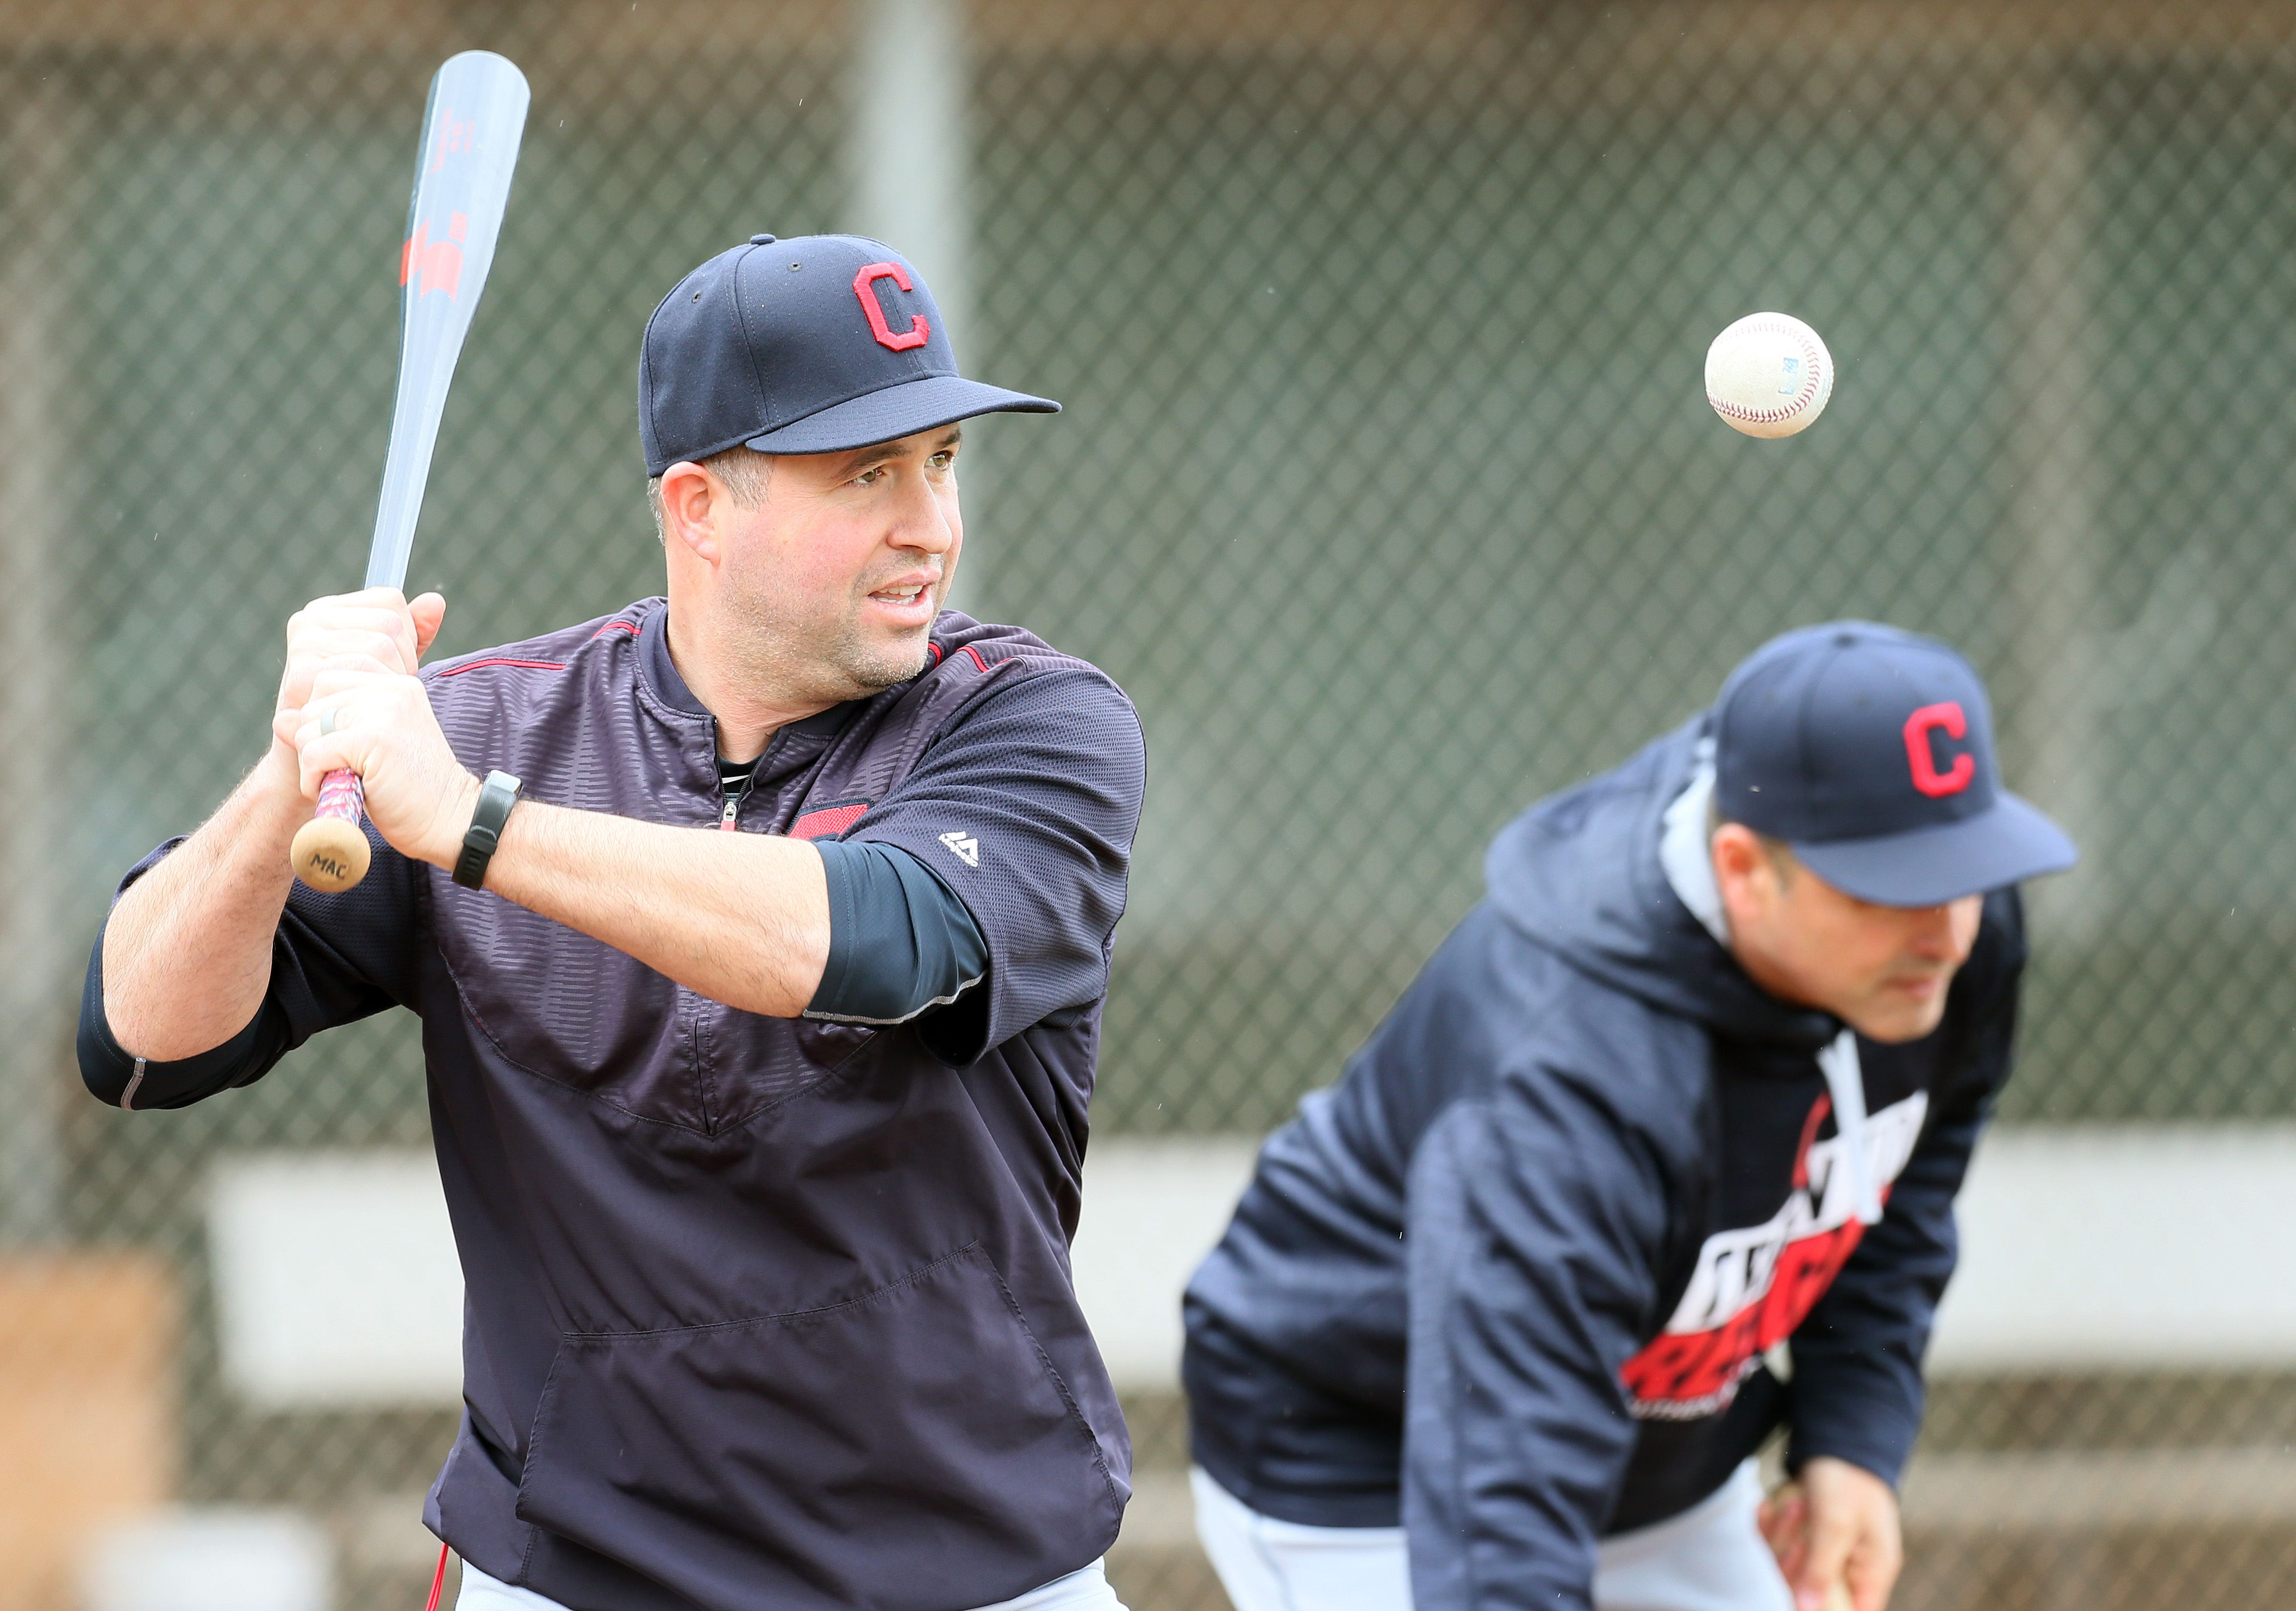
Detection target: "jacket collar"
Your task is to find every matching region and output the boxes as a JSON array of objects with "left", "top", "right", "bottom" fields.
[{"left": 638, "top": 598, "right": 708, "bottom": 717}]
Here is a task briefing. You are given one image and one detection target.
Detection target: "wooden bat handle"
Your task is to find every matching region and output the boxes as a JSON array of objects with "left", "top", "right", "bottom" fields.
[{"left": 290, "top": 768, "right": 372, "bottom": 892}]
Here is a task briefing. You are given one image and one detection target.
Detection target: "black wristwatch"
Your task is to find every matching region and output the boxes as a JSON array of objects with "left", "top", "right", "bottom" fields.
[{"left": 453, "top": 770, "right": 523, "bottom": 889}]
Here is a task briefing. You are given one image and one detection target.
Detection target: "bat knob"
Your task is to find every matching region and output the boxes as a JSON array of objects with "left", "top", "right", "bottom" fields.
[{"left": 291, "top": 815, "right": 372, "bottom": 892}]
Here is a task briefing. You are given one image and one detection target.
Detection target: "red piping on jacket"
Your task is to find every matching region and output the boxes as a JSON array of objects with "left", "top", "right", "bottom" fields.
[{"left": 436, "top": 657, "right": 568, "bottom": 677}]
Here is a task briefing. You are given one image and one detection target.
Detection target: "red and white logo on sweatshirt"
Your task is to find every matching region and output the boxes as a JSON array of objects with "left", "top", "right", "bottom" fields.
[{"left": 1620, "top": 1089, "right": 1929, "bottom": 1421}]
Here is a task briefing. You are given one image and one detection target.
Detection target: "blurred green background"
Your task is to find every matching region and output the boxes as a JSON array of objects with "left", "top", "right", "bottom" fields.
[{"left": 6, "top": 4, "right": 2296, "bottom": 1609}]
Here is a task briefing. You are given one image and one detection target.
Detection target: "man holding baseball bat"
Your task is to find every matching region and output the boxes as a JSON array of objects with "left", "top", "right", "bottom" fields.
[
  {"left": 80, "top": 235, "right": 1144, "bottom": 1611},
  {"left": 1181, "top": 625, "right": 2075, "bottom": 1611}
]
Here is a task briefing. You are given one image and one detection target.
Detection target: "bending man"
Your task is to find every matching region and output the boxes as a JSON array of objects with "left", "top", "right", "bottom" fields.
[{"left": 1183, "top": 623, "right": 2074, "bottom": 1611}]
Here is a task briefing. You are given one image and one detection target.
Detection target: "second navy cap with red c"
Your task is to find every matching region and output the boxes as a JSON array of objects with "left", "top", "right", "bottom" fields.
[
  {"left": 1713, "top": 621, "right": 2077, "bottom": 906},
  {"left": 639, "top": 233, "right": 1058, "bottom": 476}
]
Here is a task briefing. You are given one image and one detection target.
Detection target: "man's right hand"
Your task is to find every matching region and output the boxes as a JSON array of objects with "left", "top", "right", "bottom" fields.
[
  {"left": 1761, "top": 1459, "right": 1901, "bottom": 1611},
  {"left": 269, "top": 586, "right": 447, "bottom": 780}
]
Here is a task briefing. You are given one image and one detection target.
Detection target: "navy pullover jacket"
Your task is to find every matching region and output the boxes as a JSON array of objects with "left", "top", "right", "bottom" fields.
[
  {"left": 1183, "top": 717, "right": 2024, "bottom": 1611},
  {"left": 79, "top": 600, "right": 1146, "bottom": 1611}
]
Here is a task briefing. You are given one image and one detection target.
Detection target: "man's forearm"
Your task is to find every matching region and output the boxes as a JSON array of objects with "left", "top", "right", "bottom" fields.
[
  {"left": 481, "top": 798, "right": 832, "bottom": 1018},
  {"left": 102, "top": 747, "right": 308, "bottom": 1060},
  {"left": 271, "top": 613, "right": 831, "bottom": 1017}
]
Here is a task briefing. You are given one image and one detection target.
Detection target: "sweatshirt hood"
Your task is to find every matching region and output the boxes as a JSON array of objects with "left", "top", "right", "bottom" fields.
[{"left": 1485, "top": 716, "right": 1840, "bottom": 1051}]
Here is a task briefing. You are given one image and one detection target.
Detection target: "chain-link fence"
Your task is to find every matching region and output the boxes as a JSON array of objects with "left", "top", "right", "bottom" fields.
[{"left": 5, "top": 2, "right": 2296, "bottom": 1608}]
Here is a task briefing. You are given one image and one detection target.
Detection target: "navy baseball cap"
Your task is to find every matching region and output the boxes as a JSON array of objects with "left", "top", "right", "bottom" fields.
[
  {"left": 1712, "top": 621, "right": 2076, "bottom": 906},
  {"left": 639, "top": 233, "right": 1057, "bottom": 476}
]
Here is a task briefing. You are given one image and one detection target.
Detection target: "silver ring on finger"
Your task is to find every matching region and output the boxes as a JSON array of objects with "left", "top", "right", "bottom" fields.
[{"left": 320, "top": 708, "right": 340, "bottom": 738}]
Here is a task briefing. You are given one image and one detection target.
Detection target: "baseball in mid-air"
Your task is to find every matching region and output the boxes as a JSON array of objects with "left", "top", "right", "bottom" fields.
[{"left": 1704, "top": 312, "right": 1833, "bottom": 439}]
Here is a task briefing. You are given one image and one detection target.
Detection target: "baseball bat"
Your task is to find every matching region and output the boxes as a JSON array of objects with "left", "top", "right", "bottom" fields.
[{"left": 289, "top": 50, "right": 529, "bottom": 893}]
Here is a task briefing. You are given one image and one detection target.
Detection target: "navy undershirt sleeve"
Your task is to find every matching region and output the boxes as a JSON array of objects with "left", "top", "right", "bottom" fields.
[
  {"left": 806, "top": 839, "right": 989, "bottom": 1026},
  {"left": 846, "top": 663, "right": 1144, "bottom": 1065}
]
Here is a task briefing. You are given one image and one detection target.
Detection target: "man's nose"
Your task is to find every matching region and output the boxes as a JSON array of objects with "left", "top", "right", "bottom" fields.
[
  {"left": 888, "top": 472, "right": 957, "bottom": 554},
  {"left": 1905, "top": 903, "right": 1969, "bottom": 960}
]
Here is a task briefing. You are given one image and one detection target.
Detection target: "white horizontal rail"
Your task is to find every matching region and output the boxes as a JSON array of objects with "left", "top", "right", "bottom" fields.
[
  {"left": 1929, "top": 1123, "right": 2296, "bottom": 1371},
  {"left": 203, "top": 1126, "right": 2296, "bottom": 1407},
  {"left": 206, "top": 1152, "right": 463, "bottom": 1409}
]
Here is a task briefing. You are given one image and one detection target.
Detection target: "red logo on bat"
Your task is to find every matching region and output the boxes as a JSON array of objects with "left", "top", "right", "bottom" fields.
[
  {"left": 853, "top": 261, "right": 931, "bottom": 351},
  {"left": 429, "top": 109, "right": 475, "bottom": 173},
  {"left": 401, "top": 212, "right": 469, "bottom": 299},
  {"left": 1903, "top": 702, "right": 1975, "bottom": 798}
]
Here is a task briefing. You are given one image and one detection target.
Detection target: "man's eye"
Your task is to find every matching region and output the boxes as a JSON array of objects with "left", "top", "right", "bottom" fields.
[
  {"left": 855, "top": 467, "right": 886, "bottom": 486},
  {"left": 928, "top": 452, "right": 954, "bottom": 470}
]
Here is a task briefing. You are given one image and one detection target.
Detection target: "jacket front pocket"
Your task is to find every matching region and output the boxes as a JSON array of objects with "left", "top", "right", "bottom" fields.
[{"left": 516, "top": 1244, "right": 1124, "bottom": 1611}]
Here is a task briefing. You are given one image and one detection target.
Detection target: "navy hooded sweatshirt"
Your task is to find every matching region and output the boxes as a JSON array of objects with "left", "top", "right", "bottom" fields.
[{"left": 1182, "top": 717, "right": 2024, "bottom": 1611}]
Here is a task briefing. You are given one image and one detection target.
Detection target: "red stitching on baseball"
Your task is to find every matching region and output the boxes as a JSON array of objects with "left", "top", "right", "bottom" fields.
[{"left": 1708, "top": 319, "right": 1825, "bottom": 424}]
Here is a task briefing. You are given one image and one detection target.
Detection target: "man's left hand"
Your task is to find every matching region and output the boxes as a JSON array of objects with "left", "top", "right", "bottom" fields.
[
  {"left": 283, "top": 639, "right": 478, "bottom": 871},
  {"left": 1758, "top": 1456, "right": 1902, "bottom": 1611}
]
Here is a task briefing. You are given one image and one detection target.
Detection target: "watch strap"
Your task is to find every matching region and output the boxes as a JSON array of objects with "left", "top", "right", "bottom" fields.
[{"left": 453, "top": 770, "right": 523, "bottom": 889}]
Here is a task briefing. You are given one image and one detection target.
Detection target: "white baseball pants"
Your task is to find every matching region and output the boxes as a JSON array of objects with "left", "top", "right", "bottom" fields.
[
  {"left": 1191, "top": 1459, "right": 1793, "bottom": 1611},
  {"left": 456, "top": 1556, "right": 1128, "bottom": 1611}
]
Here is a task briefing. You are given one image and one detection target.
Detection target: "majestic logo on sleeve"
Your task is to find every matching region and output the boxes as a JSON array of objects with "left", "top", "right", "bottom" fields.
[{"left": 1620, "top": 1089, "right": 1929, "bottom": 1421}]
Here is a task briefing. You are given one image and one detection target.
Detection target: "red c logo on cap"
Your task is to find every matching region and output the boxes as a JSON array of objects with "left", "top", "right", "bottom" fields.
[
  {"left": 1904, "top": 702, "right": 1975, "bottom": 798},
  {"left": 853, "top": 261, "right": 931, "bottom": 352}
]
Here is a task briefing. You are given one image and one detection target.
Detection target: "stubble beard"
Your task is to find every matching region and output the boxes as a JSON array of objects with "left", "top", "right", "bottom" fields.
[
  {"left": 721, "top": 577, "right": 932, "bottom": 707},
  {"left": 822, "top": 610, "right": 933, "bottom": 695}
]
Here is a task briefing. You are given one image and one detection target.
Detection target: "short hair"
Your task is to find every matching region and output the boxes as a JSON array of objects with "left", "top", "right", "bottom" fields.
[
  {"left": 1706, "top": 794, "right": 1796, "bottom": 883},
  {"left": 646, "top": 446, "right": 773, "bottom": 542}
]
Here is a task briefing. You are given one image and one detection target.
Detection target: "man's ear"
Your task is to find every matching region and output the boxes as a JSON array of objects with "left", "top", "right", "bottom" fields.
[
  {"left": 1710, "top": 822, "right": 1771, "bottom": 909},
  {"left": 658, "top": 461, "right": 721, "bottom": 563}
]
